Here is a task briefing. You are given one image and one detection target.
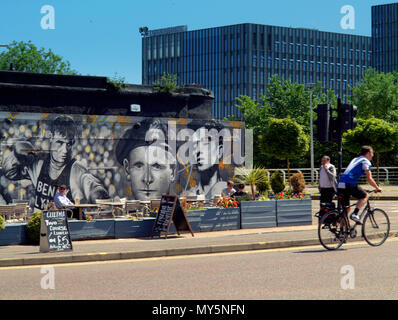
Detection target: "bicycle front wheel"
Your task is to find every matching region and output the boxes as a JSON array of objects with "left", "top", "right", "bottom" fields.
[
  {"left": 318, "top": 211, "right": 348, "bottom": 250},
  {"left": 362, "top": 209, "right": 390, "bottom": 247}
]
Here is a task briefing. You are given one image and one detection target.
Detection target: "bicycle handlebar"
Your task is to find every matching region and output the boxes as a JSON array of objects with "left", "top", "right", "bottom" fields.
[{"left": 365, "top": 190, "right": 382, "bottom": 194}]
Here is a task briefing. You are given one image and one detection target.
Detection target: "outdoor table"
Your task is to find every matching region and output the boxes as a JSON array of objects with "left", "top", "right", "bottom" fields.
[
  {"left": 95, "top": 201, "right": 125, "bottom": 217},
  {"left": 64, "top": 204, "right": 98, "bottom": 220}
]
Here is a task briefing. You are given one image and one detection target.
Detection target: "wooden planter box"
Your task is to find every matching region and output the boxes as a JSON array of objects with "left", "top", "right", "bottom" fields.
[
  {"left": 114, "top": 217, "right": 156, "bottom": 238},
  {"left": 0, "top": 223, "right": 28, "bottom": 246},
  {"left": 68, "top": 219, "right": 115, "bottom": 240},
  {"left": 276, "top": 199, "right": 312, "bottom": 227},
  {"left": 199, "top": 207, "right": 240, "bottom": 232},
  {"left": 240, "top": 200, "right": 277, "bottom": 229}
]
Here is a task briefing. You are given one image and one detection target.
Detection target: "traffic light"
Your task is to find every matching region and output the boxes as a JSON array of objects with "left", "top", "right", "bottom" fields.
[
  {"left": 339, "top": 104, "right": 357, "bottom": 131},
  {"left": 314, "top": 104, "right": 330, "bottom": 142},
  {"left": 329, "top": 117, "right": 339, "bottom": 142}
]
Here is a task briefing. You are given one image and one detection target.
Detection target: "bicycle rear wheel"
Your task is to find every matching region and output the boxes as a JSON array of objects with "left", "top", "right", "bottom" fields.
[
  {"left": 318, "top": 211, "right": 348, "bottom": 250},
  {"left": 362, "top": 209, "right": 390, "bottom": 246}
]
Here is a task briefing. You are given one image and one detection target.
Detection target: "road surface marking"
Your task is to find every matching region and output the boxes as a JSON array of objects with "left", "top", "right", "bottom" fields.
[{"left": 2, "top": 237, "right": 398, "bottom": 271}]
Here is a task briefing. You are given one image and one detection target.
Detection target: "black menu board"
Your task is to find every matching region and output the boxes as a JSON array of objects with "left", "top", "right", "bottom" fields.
[
  {"left": 151, "top": 195, "right": 194, "bottom": 239},
  {"left": 40, "top": 210, "right": 73, "bottom": 252}
]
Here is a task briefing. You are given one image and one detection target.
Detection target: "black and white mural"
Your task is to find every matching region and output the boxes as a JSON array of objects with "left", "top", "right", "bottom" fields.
[{"left": 0, "top": 112, "right": 245, "bottom": 209}]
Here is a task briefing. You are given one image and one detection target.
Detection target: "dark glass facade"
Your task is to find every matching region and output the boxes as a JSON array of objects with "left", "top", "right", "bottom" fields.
[
  {"left": 372, "top": 3, "right": 398, "bottom": 73},
  {"left": 142, "top": 24, "right": 372, "bottom": 120}
]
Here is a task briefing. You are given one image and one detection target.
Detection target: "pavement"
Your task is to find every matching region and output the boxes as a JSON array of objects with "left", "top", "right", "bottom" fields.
[{"left": 1, "top": 199, "right": 398, "bottom": 268}]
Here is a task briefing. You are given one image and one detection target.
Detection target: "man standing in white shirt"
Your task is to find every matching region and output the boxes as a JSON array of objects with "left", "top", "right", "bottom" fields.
[
  {"left": 319, "top": 155, "right": 337, "bottom": 203},
  {"left": 54, "top": 185, "right": 78, "bottom": 219}
]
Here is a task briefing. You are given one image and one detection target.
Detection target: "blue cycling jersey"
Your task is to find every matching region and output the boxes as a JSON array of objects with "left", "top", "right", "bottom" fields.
[{"left": 338, "top": 156, "right": 371, "bottom": 188}]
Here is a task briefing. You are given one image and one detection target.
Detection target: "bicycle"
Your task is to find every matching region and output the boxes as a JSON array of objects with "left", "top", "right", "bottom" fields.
[{"left": 317, "top": 190, "right": 390, "bottom": 250}]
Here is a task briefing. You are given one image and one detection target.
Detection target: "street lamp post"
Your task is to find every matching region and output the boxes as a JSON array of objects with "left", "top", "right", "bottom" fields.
[{"left": 307, "top": 83, "right": 316, "bottom": 185}]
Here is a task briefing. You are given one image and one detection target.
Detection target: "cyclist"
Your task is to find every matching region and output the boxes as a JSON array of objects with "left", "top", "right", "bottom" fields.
[{"left": 337, "top": 145, "right": 382, "bottom": 225}]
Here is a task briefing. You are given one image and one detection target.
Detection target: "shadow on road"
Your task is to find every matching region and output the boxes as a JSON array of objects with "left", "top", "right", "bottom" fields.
[{"left": 292, "top": 248, "right": 348, "bottom": 254}]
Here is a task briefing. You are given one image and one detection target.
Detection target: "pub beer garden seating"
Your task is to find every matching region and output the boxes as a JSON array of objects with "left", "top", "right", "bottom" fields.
[{"left": 0, "top": 202, "right": 29, "bottom": 221}]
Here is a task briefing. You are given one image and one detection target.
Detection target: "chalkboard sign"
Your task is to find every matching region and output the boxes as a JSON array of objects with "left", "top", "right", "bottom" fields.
[
  {"left": 151, "top": 195, "right": 194, "bottom": 238},
  {"left": 40, "top": 210, "right": 73, "bottom": 252}
]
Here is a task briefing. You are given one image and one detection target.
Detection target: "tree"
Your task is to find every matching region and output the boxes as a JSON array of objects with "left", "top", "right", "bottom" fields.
[
  {"left": 0, "top": 40, "right": 76, "bottom": 74},
  {"left": 343, "top": 118, "right": 398, "bottom": 184},
  {"left": 349, "top": 69, "right": 398, "bottom": 123},
  {"left": 260, "top": 117, "right": 310, "bottom": 179},
  {"left": 235, "top": 75, "right": 337, "bottom": 168}
]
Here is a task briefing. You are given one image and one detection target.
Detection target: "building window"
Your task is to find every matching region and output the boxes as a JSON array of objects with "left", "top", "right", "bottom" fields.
[{"left": 296, "top": 44, "right": 300, "bottom": 55}]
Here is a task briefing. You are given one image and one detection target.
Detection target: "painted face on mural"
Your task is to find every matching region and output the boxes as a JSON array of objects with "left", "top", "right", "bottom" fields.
[
  {"left": 49, "top": 131, "right": 74, "bottom": 165},
  {"left": 192, "top": 128, "right": 223, "bottom": 172},
  {"left": 123, "top": 145, "right": 176, "bottom": 200}
]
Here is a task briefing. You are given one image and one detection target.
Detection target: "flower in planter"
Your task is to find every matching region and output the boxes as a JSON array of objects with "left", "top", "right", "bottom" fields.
[
  {"left": 215, "top": 195, "right": 238, "bottom": 208},
  {"left": 86, "top": 215, "right": 94, "bottom": 222}
]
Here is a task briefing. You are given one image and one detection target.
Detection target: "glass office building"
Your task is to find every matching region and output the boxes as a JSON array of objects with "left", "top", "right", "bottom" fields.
[
  {"left": 142, "top": 24, "right": 372, "bottom": 120},
  {"left": 372, "top": 3, "right": 398, "bottom": 73}
]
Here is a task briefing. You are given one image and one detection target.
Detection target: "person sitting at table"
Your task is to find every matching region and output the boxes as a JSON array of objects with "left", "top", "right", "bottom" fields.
[
  {"left": 232, "top": 183, "right": 248, "bottom": 197},
  {"left": 54, "top": 185, "right": 79, "bottom": 219}
]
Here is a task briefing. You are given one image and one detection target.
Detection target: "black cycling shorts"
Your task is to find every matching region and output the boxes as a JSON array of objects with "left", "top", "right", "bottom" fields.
[{"left": 337, "top": 185, "right": 367, "bottom": 207}]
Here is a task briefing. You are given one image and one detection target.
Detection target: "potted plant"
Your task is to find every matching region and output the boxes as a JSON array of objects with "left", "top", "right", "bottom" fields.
[{"left": 234, "top": 167, "right": 269, "bottom": 200}]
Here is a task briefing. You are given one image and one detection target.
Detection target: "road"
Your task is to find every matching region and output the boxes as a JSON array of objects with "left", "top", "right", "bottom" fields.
[{"left": 1, "top": 238, "right": 398, "bottom": 300}]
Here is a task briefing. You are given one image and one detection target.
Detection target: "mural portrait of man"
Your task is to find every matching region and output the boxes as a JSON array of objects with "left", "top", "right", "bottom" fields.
[
  {"left": 2, "top": 115, "right": 109, "bottom": 210},
  {"left": 185, "top": 121, "right": 233, "bottom": 200},
  {"left": 115, "top": 119, "right": 177, "bottom": 201}
]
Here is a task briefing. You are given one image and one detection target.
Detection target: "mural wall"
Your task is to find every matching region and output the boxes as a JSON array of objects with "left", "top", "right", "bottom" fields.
[{"left": 0, "top": 112, "right": 245, "bottom": 209}]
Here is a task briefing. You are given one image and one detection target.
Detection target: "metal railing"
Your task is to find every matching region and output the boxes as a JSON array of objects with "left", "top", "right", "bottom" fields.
[{"left": 236, "top": 167, "right": 398, "bottom": 185}]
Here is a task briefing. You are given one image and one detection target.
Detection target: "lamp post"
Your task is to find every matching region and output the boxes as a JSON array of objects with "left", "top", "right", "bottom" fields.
[{"left": 306, "top": 83, "right": 316, "bottom": 185}]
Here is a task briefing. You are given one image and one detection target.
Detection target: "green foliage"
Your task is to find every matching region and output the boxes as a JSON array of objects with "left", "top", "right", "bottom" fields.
[
  {"left": 234, "top": 167, "right": 269, "bottom": 200},
  {"left": 0, "top": 40, "right": 77, "bottom": 74},
  {"left": 107, "top": 73, "right": 127, "bottom": 91},
  {"left": 152, "top": 73, "right": 178, "bottom": 93},
  {"left": 26, "top": 212, "right": 41, "bottom": 244},
  {"left": 289, "top": 173, "right": 306, "bottom": 194},
  {"left": 0, "top": 216, "right": 5, "bottom": 231},
  {"left": 343, "top": 117, "right": 398, "bottom": 183},
  {"left": 270, "top": 170, "right": 285, "bottom": 194},
  {"left": 260, "top": 117, "right": 310, "bottom": 175},
  {"left": 256, "top": 179, "right": 271, "bottom": 195},
  {"left": 350, "top": 69, "right": 398, "bottom": 122},
  {"left": 343, "top": 118, "right": 397, "bottom": 155},
  {"left": 234, "top": 75, "right": 336, "bottom": 168}
]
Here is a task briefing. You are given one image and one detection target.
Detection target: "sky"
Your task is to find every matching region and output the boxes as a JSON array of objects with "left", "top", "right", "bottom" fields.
[{"left": 0, "top": 0, "right": 394, "bottom": 84}]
